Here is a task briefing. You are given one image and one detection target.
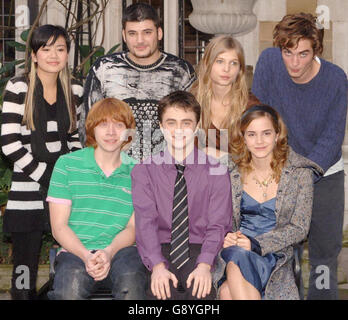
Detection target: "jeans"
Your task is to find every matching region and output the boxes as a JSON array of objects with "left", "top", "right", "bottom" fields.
[
  {"left": 307, "top": 170, "right": 344, "bottom": 300},
  {"left": 48, "top": 246, "right": 147, "bottom": 300}
]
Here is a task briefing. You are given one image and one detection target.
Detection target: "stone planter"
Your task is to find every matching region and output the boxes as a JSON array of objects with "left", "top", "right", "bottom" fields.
[{"left": 189, "top": 0, "right": 257, "bottom": 36}]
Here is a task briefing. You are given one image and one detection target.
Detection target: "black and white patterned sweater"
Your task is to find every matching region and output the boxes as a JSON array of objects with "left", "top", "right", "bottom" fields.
[
  {"left": 0, "top": 76, "right": 83, "bottom": 232},
  {"left": 83, "top": 51, "right": 196, "bottom": 160}
]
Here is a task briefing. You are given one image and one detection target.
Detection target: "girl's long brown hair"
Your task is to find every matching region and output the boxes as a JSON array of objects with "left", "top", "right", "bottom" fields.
[{"left": 230, "top": 105, "right": 289, "bottom": 183}]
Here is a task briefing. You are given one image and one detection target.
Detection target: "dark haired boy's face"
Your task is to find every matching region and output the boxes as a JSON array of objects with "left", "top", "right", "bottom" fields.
[
  {"left": 160, "top": 106, "right": 198, "bottom": 152},
  {"left": 122, "top": 19, "right": 163, "bottom": 65},
  {"left": 281, "top": 38, "right": 317, "bottom": 84}
]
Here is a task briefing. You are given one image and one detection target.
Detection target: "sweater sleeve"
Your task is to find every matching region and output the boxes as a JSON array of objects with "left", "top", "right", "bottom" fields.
[
  {"left": 81, "top": 59, "right": 105, "bottom": 144},
  {"left": 0, "top": 78, "right": 53, "bottom": 189},
  {"left": 68, "top": 82, "right": 83, "bottom": 150},
  {"left": 251, "top": 49, "right": 273, "bottom": 106},
  {"left": 180, "top": 60, "right": 197, "bottom": 92},
  {"left": 83, "top": 58, "right": 105, "bottom": 113},
  {"left": 306, "top": 74, "right": 347, "bottom": 173}
]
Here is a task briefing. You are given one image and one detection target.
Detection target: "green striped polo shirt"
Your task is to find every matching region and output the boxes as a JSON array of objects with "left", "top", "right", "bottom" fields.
[{"left": 47, "top": 147, "right": 137, "bottom": 250}]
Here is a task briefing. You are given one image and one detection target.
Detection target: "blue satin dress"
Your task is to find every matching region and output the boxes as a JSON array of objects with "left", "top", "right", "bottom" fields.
[{"left": 220, "top": 191, "right": 278, "bottom": 296}]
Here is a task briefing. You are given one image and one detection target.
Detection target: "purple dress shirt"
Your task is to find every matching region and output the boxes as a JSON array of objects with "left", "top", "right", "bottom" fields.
[{"left": 131, "top": 147, "right": 233, "bottom": 271}]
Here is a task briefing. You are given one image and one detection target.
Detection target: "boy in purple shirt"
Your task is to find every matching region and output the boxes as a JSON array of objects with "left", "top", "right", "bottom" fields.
[{"left": 131, "top": 91, "right": 232, "bottom": 300}]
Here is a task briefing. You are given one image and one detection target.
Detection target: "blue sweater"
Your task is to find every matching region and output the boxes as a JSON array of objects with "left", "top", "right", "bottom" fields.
[{"left": 252, "top": 47, "right": 347, "bottom": 174}]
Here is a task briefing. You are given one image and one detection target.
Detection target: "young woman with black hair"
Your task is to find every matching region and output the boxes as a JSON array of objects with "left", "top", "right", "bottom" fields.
[{"left": 0, "top": 24, "right": 83, "bottom": 300}]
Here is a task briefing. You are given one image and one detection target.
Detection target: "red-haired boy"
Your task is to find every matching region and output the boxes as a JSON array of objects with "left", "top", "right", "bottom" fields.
[{"left": 46, "top": 98, "right": 146, "bottom": 299}]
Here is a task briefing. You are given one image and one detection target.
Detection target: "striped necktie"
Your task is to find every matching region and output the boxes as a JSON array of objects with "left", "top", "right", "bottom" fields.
[{"left": 170, "top": 164, "right": 190, "bottom": 270}]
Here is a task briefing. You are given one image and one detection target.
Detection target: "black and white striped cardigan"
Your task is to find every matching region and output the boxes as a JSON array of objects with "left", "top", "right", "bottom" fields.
[{"left": 0, "top": 75, "right": 83, "bottom": 232}]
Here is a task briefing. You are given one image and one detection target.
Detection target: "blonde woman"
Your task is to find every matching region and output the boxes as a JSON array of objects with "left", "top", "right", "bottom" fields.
[
  {"left": 0, "top": 25, "right": 83, "bottom": 300},
  {"left": 213, "top": 105, "right": 322, "bottom": 300},
  {"left": 191, "top": 35, "right": 259, "bottom": 156}
]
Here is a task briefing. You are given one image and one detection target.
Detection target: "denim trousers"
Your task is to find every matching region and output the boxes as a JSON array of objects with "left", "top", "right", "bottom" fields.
[
  {"left": 307, "top": 170, "right": 345, "bottom": 300},
  {"left": 47, "top": 246, "right": 147, "bottom": 300}
]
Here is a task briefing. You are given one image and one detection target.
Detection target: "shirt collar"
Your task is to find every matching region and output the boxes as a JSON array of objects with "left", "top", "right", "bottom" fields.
[
  {"left": 151, "top": 147, "right": 208, "bottom": 171},
  {"left": 82, "top": 147, "right": 137, "bottom": 175}
]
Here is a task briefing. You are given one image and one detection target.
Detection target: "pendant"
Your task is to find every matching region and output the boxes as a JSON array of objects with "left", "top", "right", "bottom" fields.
[{"left": 263, "top": 192, "right": 267, "bottom": 198}]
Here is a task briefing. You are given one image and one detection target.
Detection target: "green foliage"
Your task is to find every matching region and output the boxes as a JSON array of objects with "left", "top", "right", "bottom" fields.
[
  {"left": 0, "top": 30, "right": 28, "bottom": 209},
  {"left": 0, "top": 29, "right": 28, "bottom": 108},
  {"left": 0, "top": 217, "right": 55, "bottom": 264},
  {"left": 0, "top": 109, "right": 13, "bottom": 207},
  {"left": 0, "top": 162, "right": 12, "bottom": 207},
  {"left": 76, "top": 43, "right": 120, "bottom": 79}
]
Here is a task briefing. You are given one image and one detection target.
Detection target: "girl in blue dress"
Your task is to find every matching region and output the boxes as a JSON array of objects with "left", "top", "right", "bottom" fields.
[{"left": 216, "top": 105, "right": 322, "bottom": 300}]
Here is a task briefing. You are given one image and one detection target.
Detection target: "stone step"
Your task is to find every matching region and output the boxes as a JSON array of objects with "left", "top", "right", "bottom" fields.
[{"left": 0, "top": 265, "right": 49, "bottom": 292}]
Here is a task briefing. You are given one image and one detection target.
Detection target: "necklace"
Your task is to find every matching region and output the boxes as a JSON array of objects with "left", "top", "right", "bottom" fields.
[{"left": 252, "top": 172, "right": 273, "bottom": 199}]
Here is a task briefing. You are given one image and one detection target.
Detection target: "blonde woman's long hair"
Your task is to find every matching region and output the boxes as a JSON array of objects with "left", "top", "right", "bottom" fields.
[
  {"left": 191, "top": 35, "right": 249, "bottom": 149},
  {"left": 22, "top": 25, "right": 76, "bottom": 132}
]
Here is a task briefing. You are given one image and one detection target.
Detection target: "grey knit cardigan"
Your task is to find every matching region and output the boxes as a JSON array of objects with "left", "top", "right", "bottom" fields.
[{"left": 213, "top": 147, "right": 323, "bottom": 300}]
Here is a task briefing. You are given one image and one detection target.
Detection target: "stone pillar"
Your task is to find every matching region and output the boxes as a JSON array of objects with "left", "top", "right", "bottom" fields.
[
  {"left": 15, "top": 0, "right": 29, "bottom": 67},
  {"left": 189, "top": 0, "right": 257, "bottom": 36},
  {"left": 39, "top": 0, "right": 65, "bottom": 25},
  {"left": 100, "top": 0, "right": 123, "bottom": 52},
  {"left": 163, "top": 0, "right": 179, "bottom": 55}
]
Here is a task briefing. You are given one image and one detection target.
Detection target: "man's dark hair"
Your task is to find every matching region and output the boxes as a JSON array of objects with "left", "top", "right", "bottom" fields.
[
  {"left": 158, "top": 91, "right": 201, "bottom": 124},
  {"left": 273, "top": 13, "right": 324, "bottom": 55},
  {"left": 122, "top": 2, "right": 160, "bottom": 29}
]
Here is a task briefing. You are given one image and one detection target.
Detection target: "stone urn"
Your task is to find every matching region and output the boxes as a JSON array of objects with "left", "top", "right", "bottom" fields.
[{"left": 189, "top": 0, "right": 257, "bottom": 36}]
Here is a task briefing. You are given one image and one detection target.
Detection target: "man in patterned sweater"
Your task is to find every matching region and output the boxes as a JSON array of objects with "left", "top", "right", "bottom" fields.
[{"left": 83, "top": 2, "right": 196, "bottom": 161}]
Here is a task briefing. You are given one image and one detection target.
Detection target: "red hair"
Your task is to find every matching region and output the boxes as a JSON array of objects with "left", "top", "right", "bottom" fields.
[{"left": 85, "top": 98, "right": 135, "bottom": 149}]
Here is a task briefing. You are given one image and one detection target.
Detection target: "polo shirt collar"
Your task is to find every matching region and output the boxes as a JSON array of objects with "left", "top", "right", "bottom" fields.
[{"left": 81, "top": 147, "right": 137, "bottom": 176}]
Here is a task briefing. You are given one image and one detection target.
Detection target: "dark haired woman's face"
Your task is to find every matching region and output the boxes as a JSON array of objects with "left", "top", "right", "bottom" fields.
[
  {"left": 244, "top": 116, "right": 278, "bottom": 161},
  {"left": 32, "top": 35, "right": 68, "bottom": 76}
]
